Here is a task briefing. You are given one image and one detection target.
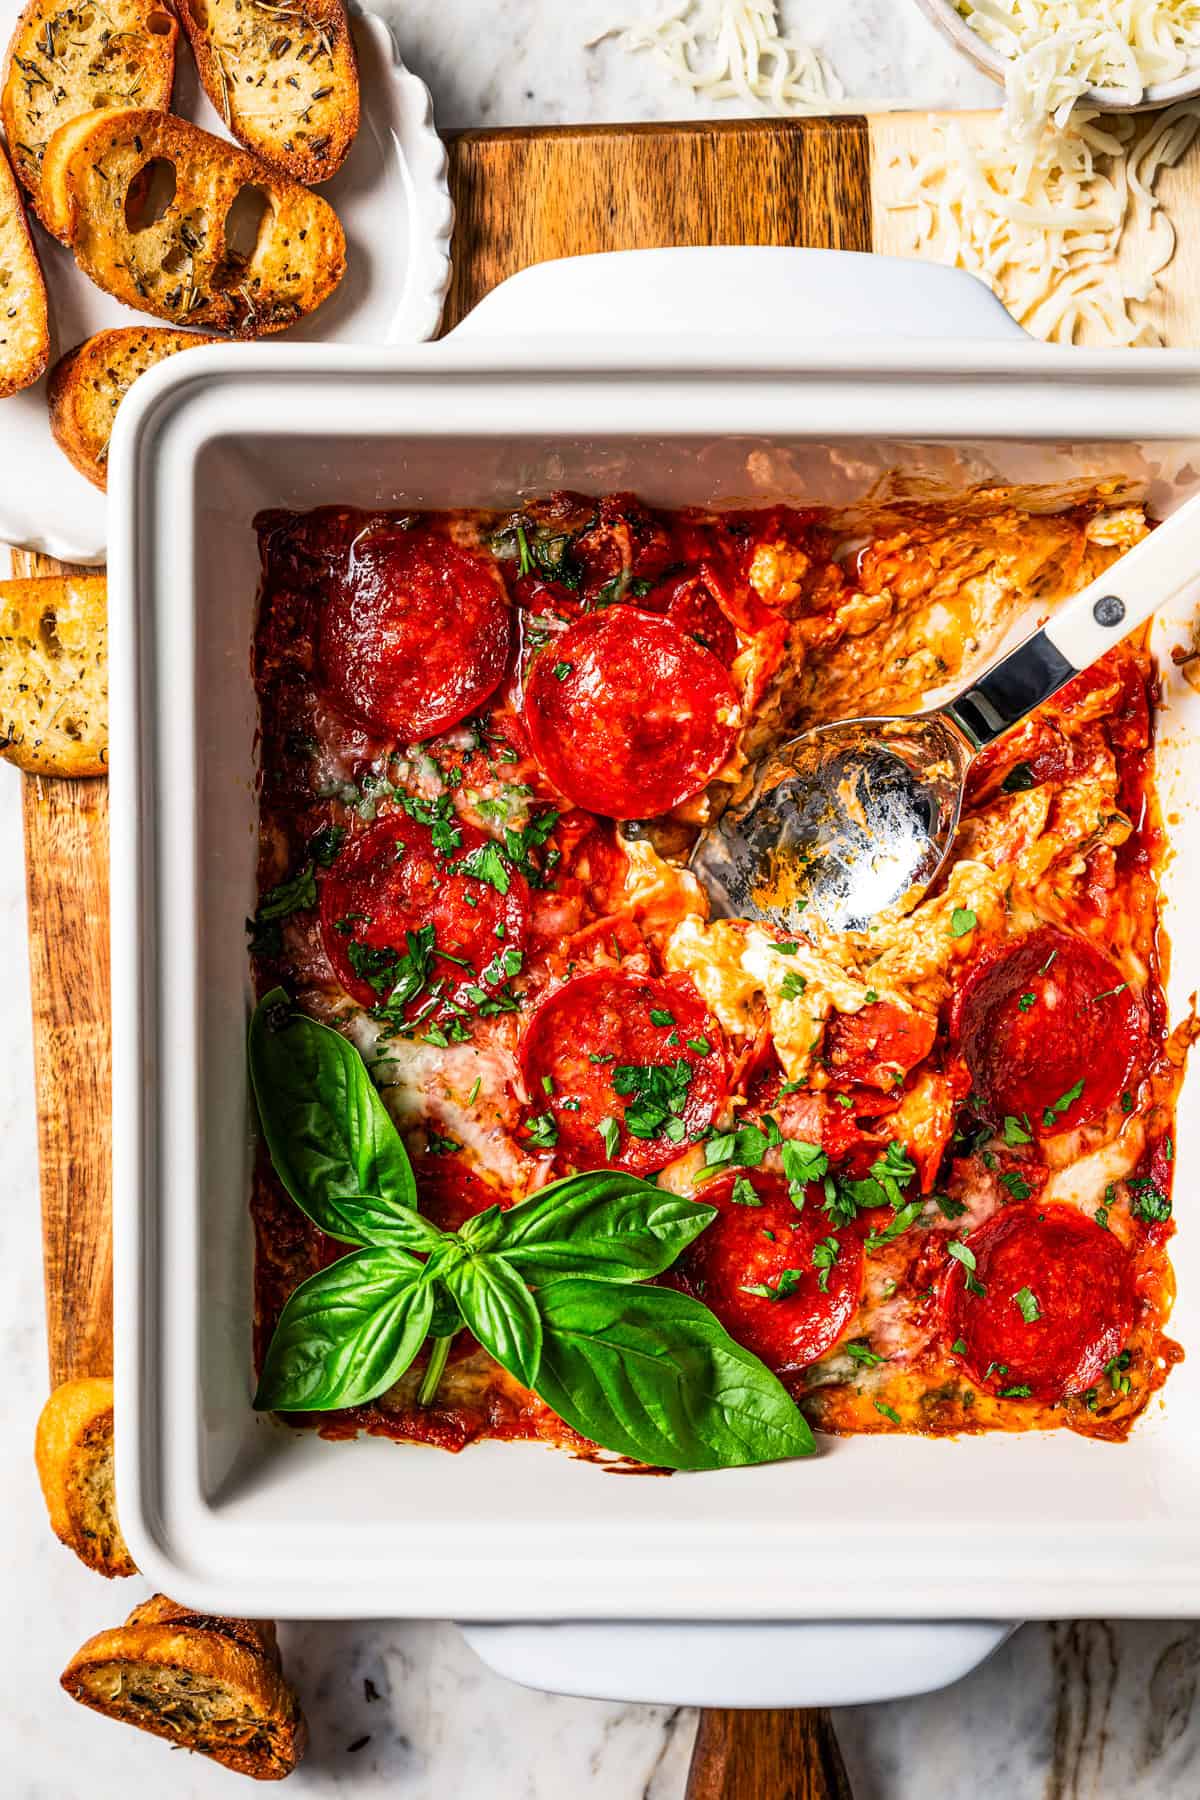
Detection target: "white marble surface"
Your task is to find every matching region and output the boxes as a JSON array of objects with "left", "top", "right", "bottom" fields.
[{"left": 4, "top": 3, "right": 1199, "bottom": 1796}]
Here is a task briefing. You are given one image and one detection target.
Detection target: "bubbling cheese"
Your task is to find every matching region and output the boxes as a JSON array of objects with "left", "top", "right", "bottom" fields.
[
  {"left": 956, "top": 1, "right": 1200, "bottom": 137},
  {"left": 589, "top": 1, "right": 840, "bottom": 110}
]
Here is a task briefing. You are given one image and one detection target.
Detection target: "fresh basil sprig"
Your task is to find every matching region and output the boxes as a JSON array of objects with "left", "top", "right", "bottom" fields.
[{"left": 250, "top": 991, "right": 815, "bottom": 1470}]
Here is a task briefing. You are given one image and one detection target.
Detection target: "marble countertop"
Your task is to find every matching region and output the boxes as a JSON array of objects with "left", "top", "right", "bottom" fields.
[{"left": 4, "top": 3, "right": 1200, "bottom": 1796}]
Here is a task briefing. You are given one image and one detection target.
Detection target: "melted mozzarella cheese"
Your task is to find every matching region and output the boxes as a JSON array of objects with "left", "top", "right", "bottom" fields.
[{"left": 863, "top": 861, "right": 1008, "bottom": 999}]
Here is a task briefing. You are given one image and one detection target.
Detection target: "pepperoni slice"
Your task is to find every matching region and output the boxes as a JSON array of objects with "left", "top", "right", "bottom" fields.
[
  {"left": 641, "top": 571, "right": 739, "bottom": 664},
  {"left": 518, "top": 969, "right": 727, "bottom": 1174},
  {"left": 522, "top": 606, "right": 740, "bottom": 819},
  {"left": 668, "top": 1171, "right": 863, "bottom": 1374},
  {"left": 320, "top": 813, "right": 529, "bottom": 1020},
  {"left": 951, "top": 927, "right": 1142, "bottom": 1135},
  {"left": 940, "top": 1202, "right": 1136, "bottom": 1401},
  {"left": 318, "top": 524, "right": 512, "bottom": 739},
  {"left": 823, "top": 1002, "right": 937, "bottom": 1092}
]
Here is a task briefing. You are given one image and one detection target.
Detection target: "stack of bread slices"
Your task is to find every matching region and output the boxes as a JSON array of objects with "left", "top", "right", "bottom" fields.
[{"left": 0, "top": 0, "right": 359, "bottom": 486}]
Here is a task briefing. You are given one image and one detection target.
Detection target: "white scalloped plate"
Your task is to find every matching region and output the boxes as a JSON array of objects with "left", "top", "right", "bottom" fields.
[{"left": 0, "top": 4, "right": 452, "bottom": 563}]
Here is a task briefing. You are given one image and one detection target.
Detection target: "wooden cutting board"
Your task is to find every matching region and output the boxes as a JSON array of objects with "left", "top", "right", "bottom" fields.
[{"left": 14, "top": 111, "right": 1200, "bottom": 1800}]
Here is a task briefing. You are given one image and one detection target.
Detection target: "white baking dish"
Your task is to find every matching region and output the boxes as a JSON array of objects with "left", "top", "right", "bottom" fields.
[{"left": 109, "top": 250, "right": 1200, "bottom": 1704}]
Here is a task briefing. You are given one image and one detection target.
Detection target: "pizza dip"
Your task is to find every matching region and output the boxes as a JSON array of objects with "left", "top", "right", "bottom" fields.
[{"left": 249, "top": 489, "right": 1187, "bottom": 1454}]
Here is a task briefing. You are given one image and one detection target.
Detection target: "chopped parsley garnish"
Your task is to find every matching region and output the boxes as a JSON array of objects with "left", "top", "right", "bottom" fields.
[
  {"left": 846, "top": 1341, "right": 886, "bottom": 1368},
  {"left": 367, "top": 924, "right": 438, "bottom": 1017},
  {"left": 950, "top": 1338, "right": 967, "bottom": 1356},
  {"left": 1014, "top": 1286, "right": 1041, "bottom": 1323},
  {"left": 999, "top": 1384, "right": 1032, "bottom": 1399},
  {"left": 780, "top": 1138, "right": 828, "bottom": 1205},
  {"left": 589, "top": 1051, "right": 615, "bottom": 1065},
  {"left": 612, "top": 1059, "right": 694, "bottom": 1142},
  {"left": 1042, "top": 1077, "right": 1084, "bottom": 1129},
  {"left": 686, "top": 1036, "right": 712, "bottom": 1056},
  {"left": 1105, "top": 1350, "right": 1132, "bottom": 1395},
  {"left": 742, "top": 1267, "right": 805, "bottom": 1302},
  {"left": 1129, "top": 1180, "right": 1171, "bottom": 1224},
  {"left": 426, "top": 1129, "right": 459, "bottom": 1155},
  {"left": 397, "top": 790, "right": 463, "bottom": 856},
  {"left": 454, "top": 840, "right": 511, "bottom": 894},
  {"left": 874, "top": 1400, "right": 902, "bottom": 1425},
  {"left": 524, "top": 1112, "right": 559, "bottom": 1149},
  {"left": 705, "top": 1123, "right": 774, "bottom": 1170},
  {"left": 502, "top": 809, "right": 561, "bottom": 886},
  {"left": 774, "top": 941, "right": 801, "bottom": 956},
  {"left": 247, "top": 861, "right": 317, "bottom": 954},
  {"left": 950, "top": 907, "right": 978, "bottom": 938},
  {"left": 598, "top": 1116, "right": 620, "bottom": 1160},
  {"left": 1018, "top": 992, "right": 1037, "bottom": 1012},
  {"left": 779, "top": 971, "right": 808, "bottom": 1000},
  {"left": 1095, "top": 1205, "right": 1109, "bottom": 1230},
  {"left": 309, "top": 825, "right": 346, "bottom": 868},
  {"left": 811, "top": 1236, "right": 841, "bottom": 1293},
  {"left": 649, "top": 1008, "right": 675, "bottom": 1027},
  {"left": 1121, "top": 1090, "right": 1135, "bottom": 1114},
  {"left": 1002, "top": 1114, "right": 1033, "bottom": 1147},
  {"left": 998, "top": 1171, "right": 1033, "bottom": 1201},
  {"left": 467, "top": 1077, "right": 482, "bottom": 1106},
  {"left": 934, "top": 1193, "right": 967, "bottom": 1221},
  {"left": 948, "top": 1240, "right": 986, "bottom": 1296},
  {"left": 552, "top": 662, "right": 573, "bottom": 681},
  {"left": 1002, "top": 762, "right": 1036, "bottom": 793},
  {"left": 864, "top": 1200, "right": 924, "bottom": 1253},
  {"left": 479, "top": 946, "right": 524, "bottom": 987},
  {"left": 730, "top": 1176, "right": 762, "bottom": 1208}
]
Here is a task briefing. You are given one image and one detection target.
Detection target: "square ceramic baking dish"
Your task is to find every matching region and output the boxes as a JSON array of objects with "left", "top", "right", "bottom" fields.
[{"left": 108, "top": 250, "right": 1200, "bottom": 1699}]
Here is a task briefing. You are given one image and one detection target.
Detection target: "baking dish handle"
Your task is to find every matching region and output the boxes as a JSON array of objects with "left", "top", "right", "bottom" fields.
[
  {"left": 447, "top": 246, "right": 1030, "bottom": 344},
  {"left": 458, "top": 1617, "right": 1015, "bottom": 1708}
]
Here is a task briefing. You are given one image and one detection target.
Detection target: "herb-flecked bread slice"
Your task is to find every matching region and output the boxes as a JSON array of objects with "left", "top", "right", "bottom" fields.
[
  {"left": 176, "top": 0, "right": 359, "bottom": 185},
  {"left": 41, "top": 107, "right": 346, "bottom": 336},
  {"left": 0, "top": 573, "right": 106, "bottom": 775},
  {"left": 61, "top": 1595, "right": 308, "bottom": 1780},
  {"left": 48, "top": 326, "right": 220, "bottom": 488},
  {"left": 34, "top": 1376, "right": 136, "bottom": 1577},
  {"left": 0, "top": 0, "right": 178, "bottom": 231},
  {"left": 0, "top": 137, "right": 48, "bottom": 395}
]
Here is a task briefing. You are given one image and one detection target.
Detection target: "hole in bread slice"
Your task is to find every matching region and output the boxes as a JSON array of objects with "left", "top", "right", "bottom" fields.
[
  {"left": 124, "top": 158, "right": 177, "bottom": 233},
  {"left": 216, "top": 183, "right": 273, "bottom": 283}
]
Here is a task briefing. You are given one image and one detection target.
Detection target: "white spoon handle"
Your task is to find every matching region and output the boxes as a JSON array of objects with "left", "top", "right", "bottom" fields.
[{"left": 945, "top": 493, "right": 1200, "bottom": 749}]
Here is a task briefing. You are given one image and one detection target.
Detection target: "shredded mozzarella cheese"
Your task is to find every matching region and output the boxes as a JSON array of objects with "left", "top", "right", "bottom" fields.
[
  {"left": 589, "top": 1, "right": 841, "bottom": 110},
  {"left": 957, "top": 0, "right": 1200, "bottom": 136},
  {"left": 884, "top": 101, "right": 1200, "bottom": 345}
]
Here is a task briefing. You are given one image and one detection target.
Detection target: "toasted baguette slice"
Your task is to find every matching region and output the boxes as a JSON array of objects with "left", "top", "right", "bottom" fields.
[
  {"left": 0, "top": 139, "right": 48, "bottom": 395},
  {"left": 0, "top": 574, "right": 106, "bottom": 775},
  {"left": 1, "top": 0, "right": 178, "bottom": 229},
  {"left": 35, "top": 1377, "right": 135, "bottom": 1578},
  {"left": 61, "top": 1595, "right": 308, "bottom": 1780},
  {"left": 49, "top": 327, "right": 219, "bottom": 489},
  {"left": 41, "top": 108, "right": 346, "bottom": 336},
  {"left": 177, "top": 0, "right": 359, "bottom": 185}
]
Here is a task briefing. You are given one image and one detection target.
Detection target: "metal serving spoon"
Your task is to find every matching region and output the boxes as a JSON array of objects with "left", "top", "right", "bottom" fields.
[{"left": 693, "top": 497, "right": 1200, "bottom": 933}]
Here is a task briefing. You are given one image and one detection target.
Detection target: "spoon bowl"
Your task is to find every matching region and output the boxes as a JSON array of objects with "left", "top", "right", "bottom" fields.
[{"left": 691, "top": 713, "right": 973, "bottom": 933}]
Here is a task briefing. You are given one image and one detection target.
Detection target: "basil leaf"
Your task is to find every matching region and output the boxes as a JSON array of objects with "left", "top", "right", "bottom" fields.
[
  {"left": 531, "top": 1279, "right": 815, "bottom": 1470},
  {"left": 442, "top": 1253, "right": 543, "bottom": 1388},
  {"left": 497, "top": 1171, "right": 716, "bottom": 1283},
  {"left": 249, "top": 990, "right": 423, "bottom": 1243},
  {"left": 254, "top": 1247, "right": 433, "bottom": 1411},
  {"left": 318, "top": 1193, "right": 445, "bottom": 1254}
]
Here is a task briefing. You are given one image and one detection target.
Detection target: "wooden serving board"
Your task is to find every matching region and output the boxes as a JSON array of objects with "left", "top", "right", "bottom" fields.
[{"left": 15, "top": 110, "right": 1200, "bottom": 1800}]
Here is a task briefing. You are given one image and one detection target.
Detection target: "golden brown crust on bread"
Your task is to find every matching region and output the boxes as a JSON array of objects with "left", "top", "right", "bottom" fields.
[
  {"left": 176, "top": 0, "right": 359, "bottom": 185},
  {"left": 0, "top": 574, "right": 106, "bottom": 775},
  {"left": 1, "top": 0, "right": 177, "bottom": 229},
  {"left": 48, "top": 327, "right": 220, "bottom": 488},
  {"left": 41, "top": 107, "right": 346, "bottom": 335},
  {"left": 61, "top": 1596, "right": 308, "bottom": 1780},
  {"left": 34, "top": 1377, "right": 135, "bottom": 1578},
  {"left": 0, "top": 138, "right": 48, "bottom": 395}
]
